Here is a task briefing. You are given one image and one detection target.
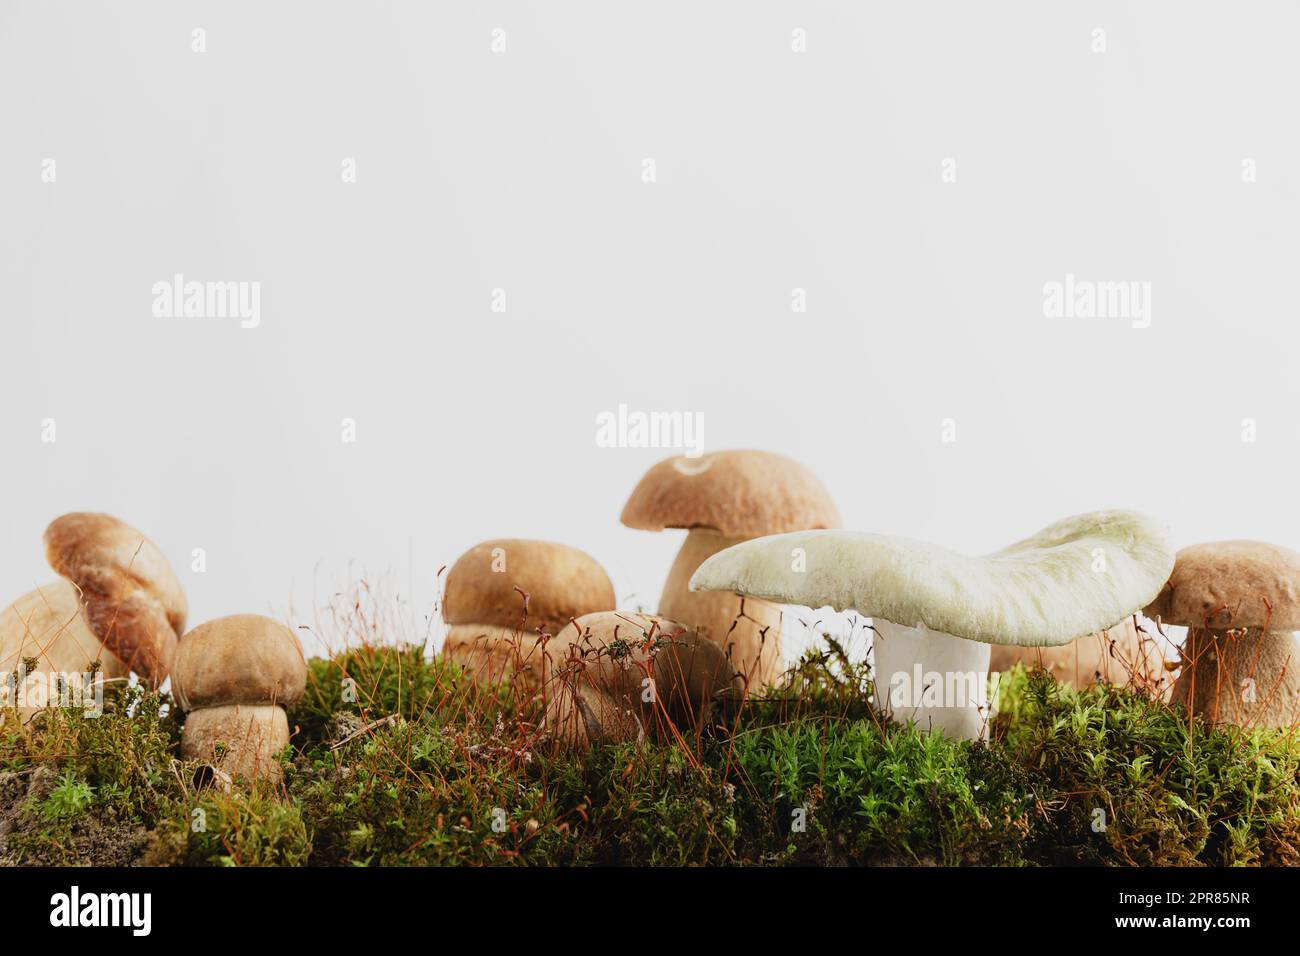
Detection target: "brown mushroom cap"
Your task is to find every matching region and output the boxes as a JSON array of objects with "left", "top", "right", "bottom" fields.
[
  {"left": 43, "top": 512, "right": 187, "bottom": 686},
  {"left": 620, "top": 450, "right": 840, "bottom": 537},
  {"left": 546, "top": 611, "right": 744, "bottom": 748},
  {"left": 443, "top": 539, "right": 616, "bottom": 635},
  {"left": 553, "top": 610, "right": 745, "bottom": 706},
  {"left": 1144, "top": 540, "right": 1300, "bottom": 631},
  {"left": 171, "top": 614, "right": 307, "bottom": 711}
]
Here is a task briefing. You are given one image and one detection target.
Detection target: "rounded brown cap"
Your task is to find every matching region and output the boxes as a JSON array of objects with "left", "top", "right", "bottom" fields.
[
  {"left": 620, "top": 450, "right": 840, "bottom": 537},
  {"left": 443, "top": 539, "right": 616, "bottom": 635},
  {"left": 1144, "top": 540, "right": 1300, "bottom": 631},
  {"left": 546, "top": 611, "right": 745, "bottom": 748},
  {"left": 555, "top": 610, "right": 744, "bottom": 705},
  {"left": 171, "top": 614, "right": 307, "bottom": 711},
  {"left": 43, "top": 512, "right": 187, "bottom": 686}
]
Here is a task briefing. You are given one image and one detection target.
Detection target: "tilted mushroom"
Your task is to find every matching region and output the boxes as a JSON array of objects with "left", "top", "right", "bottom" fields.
[
  {"left": 621, "top": 450, "right": 840, "bottom": 692},
  {"left": 1145, "top": 541, "right": 1300, "bottom": 729},
  {"left": 171, "top": 615, "right": 307, "bottom": 782},
  {"left": 690, "top": 510, "right": 1174, "bottom": 740},
  {"left": 545, "top": 611, "right": 744, "bottom": 750},
  {"left": 441, "top": 539, "right": 616, "bottom": 695},
  {"left": 1, "top": 513, "right": 186, "bottom": 717},
  {"left": 989, "top": 617, "right": 1163, "bottom": 689}
]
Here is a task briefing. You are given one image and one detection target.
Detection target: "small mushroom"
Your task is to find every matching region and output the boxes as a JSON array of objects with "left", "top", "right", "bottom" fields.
[
  {"left": 1, "top": 513, "right": 186, "bottom": 717},
  {"left": 989, "top": 617, "right": 1162, "bottom": 688},
  {"left": 441, "top": 539, "right": 615, "bottom": 695},
  {"left": 171, "top": 615, "right": 307, "bottom": 783},
  {"left": 1145, "top": 540, "right": 1300, "bottom": 729},
  {"left": 690, "top": 510, "right": 1173, "bottom": 740},
  {"left": 545, "top": 611, "right": 744, "bottom": 750},
  {"left": 620, "top": 450, "right": 840, "bottom": 692}
]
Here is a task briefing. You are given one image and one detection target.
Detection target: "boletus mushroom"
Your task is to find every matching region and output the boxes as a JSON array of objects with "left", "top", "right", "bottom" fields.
[
  {"left": 1145, "top": 540, "right": 1300, "bottom": 728},
  {"left": 441, "top": 539, "right": 615, "bottom": 696},
  {"left": 620, "top": 450, "right": 840, "bottom": 692},
  {"left": 545, "top": 611, "right": 744, "bottom": 750},
  {"left": 171, "top": 614, "right": 307, "bottom": 783},
  {"left": 690, "top": 510, "right": 1174, "bottom": 740},
  {"left": 1, "top": 513, "right": 186, "bottom": 717}
]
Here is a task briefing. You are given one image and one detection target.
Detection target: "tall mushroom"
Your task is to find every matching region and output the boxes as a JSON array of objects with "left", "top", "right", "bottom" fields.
[
  {"left": 620, "top": 450, "right": 840, "bottom": 692},
  {"left": 545, "top": 611, "right": 744, "bottom": 750},
  {"left": 690, "top": 510, "right": 1174, "bottom": 739},
  {"left": 441, "top": 539, "right": 616, "bottom": 696},
  {"left": 1144, "top": 540, "right": 1300, "bottom": 729},
  {"left": 171, "top": 615, "right": 307, "bottom": 783},
  {"left": 1, "top": 513, "right": 185, "bottom": 717}
]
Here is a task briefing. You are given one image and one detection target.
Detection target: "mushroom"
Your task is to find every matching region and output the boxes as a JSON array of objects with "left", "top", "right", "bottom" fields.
[
  {"left": 1, "top": 513, "right": 185, "bottom": 717},
  {"left": 441, "top": 539, "right": 615, "bottom": 696},
  {"left": 1145, "top": 540, "right": 1300, "bottom": 729},
  {"left": 989, "top": 617, "right": 1163, "bottom": 689},
  {"left": 620, "top": 450, "right": 840, "bottom": 692},
  {"left": 690, "top": 510, "right": 1174, "bottom": 739},
  {"left": 545, "top": 611, "right": 744, "bottom": 749},
  {"left": 171, "top": 614, "right": 307, "bottom": 783}
]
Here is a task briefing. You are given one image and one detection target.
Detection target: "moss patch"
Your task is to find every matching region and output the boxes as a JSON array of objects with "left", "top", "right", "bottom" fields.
[{"left": 2, "top": 646, "right": 1299, "bottom": 866}]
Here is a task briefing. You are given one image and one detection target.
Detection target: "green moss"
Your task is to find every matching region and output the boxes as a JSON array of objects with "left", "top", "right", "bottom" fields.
[
  {"left": 2, "top": 645, "right": 1299, "bottom": 866},
  {"left": 995, "top": 667, "right": 1300, "bottom": 866},
  {"left": 38, "top": 773, "right": 96, "bottom": 821}
]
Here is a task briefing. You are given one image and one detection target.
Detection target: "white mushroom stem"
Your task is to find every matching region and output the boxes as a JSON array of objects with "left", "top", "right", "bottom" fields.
[
  {"left": 871, "top": 619, "right": 995, "bottom": 741},
  {"left": 659, "top": 529, "right": 784, "bottom": 690}
]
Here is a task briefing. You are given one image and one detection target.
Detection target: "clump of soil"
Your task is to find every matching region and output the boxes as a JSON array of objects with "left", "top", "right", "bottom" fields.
[{"left": 0, "top": 766, "right": 150, "bottom": 866}]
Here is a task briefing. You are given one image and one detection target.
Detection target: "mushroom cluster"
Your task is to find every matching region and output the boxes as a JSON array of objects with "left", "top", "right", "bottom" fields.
[
  {"left": 621, "top": 450, "right": 840, "bottom": 691},
  {"left": 441, "top": 538, "right": 616, "bottom": 695},
  {"left": 17, "top": 454, "right": 1300, "bottom": 770},
  {"left": 1, "top": 513, "right": 186, "bottom": 717}
]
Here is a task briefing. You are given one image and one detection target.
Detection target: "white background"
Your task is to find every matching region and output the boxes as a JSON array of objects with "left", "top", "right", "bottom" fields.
[{"left": 3, "top": 2, "right": 1298, "bottom": 657}]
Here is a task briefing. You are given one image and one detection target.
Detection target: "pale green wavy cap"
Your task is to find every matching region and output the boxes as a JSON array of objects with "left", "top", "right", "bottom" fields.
[{"left": 688, "top": 510, "right": 1174, "bottom": 647}]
